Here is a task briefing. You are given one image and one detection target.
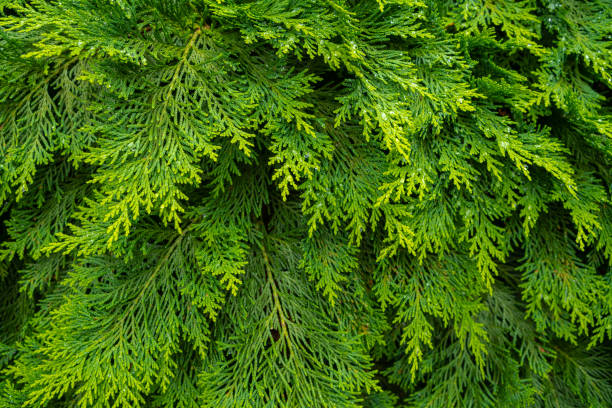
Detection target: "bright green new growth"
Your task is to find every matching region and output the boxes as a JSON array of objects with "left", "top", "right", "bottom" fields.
[{"left": 0, "top": 0, "right": 611, "bottom": 407}]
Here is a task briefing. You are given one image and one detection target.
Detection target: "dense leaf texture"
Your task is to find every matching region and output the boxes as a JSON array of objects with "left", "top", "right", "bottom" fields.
[{"left": 1, "top": 0, "right": 611, "bottom": 406}]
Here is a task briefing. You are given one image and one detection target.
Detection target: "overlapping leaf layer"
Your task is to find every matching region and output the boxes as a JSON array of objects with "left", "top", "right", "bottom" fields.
[{"left": 1, "top": 1, "right": 611, "bottom": 406}]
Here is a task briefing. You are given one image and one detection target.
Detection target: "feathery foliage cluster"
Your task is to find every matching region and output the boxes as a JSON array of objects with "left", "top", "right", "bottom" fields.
[{"left": 1, "top": 0, "right": 612, "bottom": 406}]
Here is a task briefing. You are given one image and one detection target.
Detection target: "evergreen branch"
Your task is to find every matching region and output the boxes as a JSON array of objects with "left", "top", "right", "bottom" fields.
[
  {"left": 117, "top": 223, "right": 192, "bottom": 330},
  {"left": 257, "top": 222, "right": 293, "bottom": 355},
  {"left": 0, "top": 55, "right": 79, "bottom": 134},
  {"left": 161, "top": 26, "right": 202, "bottom": 111}
]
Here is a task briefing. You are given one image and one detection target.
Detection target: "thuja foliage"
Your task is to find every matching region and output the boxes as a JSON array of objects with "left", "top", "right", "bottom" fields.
[{"left": 0, "top": 0, "right": 611, "bottom": 406}]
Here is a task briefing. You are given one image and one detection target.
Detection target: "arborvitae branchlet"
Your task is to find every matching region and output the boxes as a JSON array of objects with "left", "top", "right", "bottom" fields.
[{"left": 1, "top": 1, "right": 611, "bottom": 406}]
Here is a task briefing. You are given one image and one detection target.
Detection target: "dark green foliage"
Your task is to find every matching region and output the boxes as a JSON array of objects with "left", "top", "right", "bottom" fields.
[{"left": 1, "top": 0, "right": 611, "bottom": 406}]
